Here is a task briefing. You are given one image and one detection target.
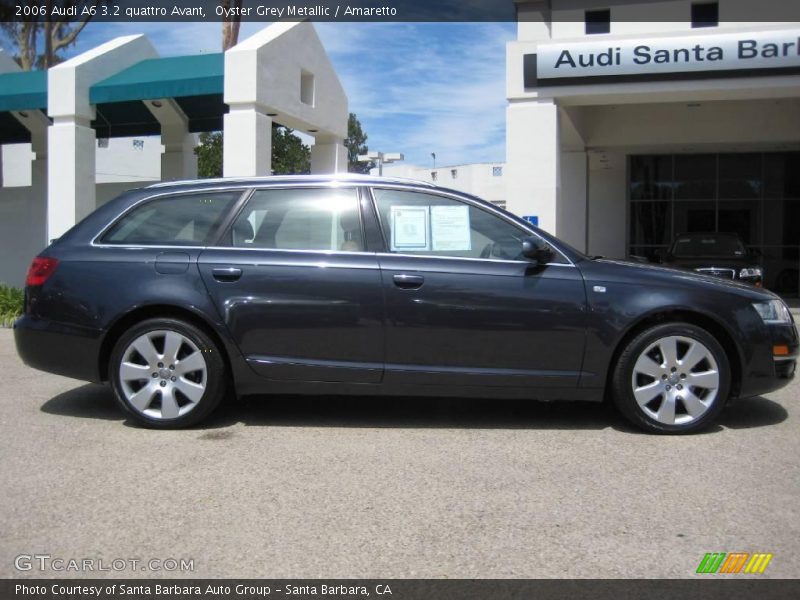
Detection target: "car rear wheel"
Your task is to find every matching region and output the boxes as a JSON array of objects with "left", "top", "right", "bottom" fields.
[
  {"left": 611, "top": 322, "right": 731, "bottom": 434},
  {"left": 109, "top": 318, "right": 227, "bottom": 428}
]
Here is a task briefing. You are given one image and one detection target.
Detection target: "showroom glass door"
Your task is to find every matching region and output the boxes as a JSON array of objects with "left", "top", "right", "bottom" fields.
[{"left": 629, "top": 151, "right": 800, "bottom": 296}]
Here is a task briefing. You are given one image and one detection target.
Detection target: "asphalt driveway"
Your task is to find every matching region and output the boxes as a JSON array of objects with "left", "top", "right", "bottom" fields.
[{"left": 0, "top": 328, "right": 797, "bottom": 579}]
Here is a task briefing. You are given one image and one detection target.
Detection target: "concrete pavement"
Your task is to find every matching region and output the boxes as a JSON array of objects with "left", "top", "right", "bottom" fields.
[{"left": 0, "top": 328, "right": 797, "bottom": 579}]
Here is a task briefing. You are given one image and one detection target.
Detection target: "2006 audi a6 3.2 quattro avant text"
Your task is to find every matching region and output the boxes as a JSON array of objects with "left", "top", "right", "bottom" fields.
[{"left": 14, "top": 175, "right": 798, "bottom": 433}]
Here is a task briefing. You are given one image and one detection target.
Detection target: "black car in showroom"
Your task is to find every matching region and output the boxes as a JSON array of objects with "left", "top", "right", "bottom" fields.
[
  {"left": 659, "top": 232, "right": 763, "bottom": 287},
  {"left": 14, "top": 175, "right": 798, "bottom": 433}
]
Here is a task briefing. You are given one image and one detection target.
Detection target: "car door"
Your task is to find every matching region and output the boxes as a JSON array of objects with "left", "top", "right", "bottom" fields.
[
  {"left": 369, "top": 187, "right": 587, "bottom": 389},
  {"left": 198, "top": 186, "right": 384, "bottom": 383}
]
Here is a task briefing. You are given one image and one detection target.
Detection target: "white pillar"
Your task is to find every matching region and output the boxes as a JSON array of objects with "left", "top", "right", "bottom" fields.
[
  {"left": 505, "top": 100, "right": 560, "bottom": 233},
  {"left": 146, "top": 98, "right": 197, "bottom": 181},
  {"left": 47, "top": 35, "right": 157, "bottom": 240},
  {"left": 29, "top": 158, "right": 48, "bottom": 249},
  {"left": 310, "top": 137, "right": 347, "bottom": 174},
  {"left": 161, "top": 133, "right": 197, "bottom": 181},
  {"left": 47, "top": 116, "right": 95, "bottom": 240},
  {"left": 223, "top": 105, "right": 272, "bottom": 177},
  {"left": 587, "top": 151, "right": 627, "bottom": 259},
  {"left": 558, "top": 150, "right": 587, "bottom": 252}
]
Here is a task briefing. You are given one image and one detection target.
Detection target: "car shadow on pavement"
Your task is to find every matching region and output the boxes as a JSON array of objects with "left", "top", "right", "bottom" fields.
[{"left": 40, "top": 383, "right": 789, "bottom": 433}]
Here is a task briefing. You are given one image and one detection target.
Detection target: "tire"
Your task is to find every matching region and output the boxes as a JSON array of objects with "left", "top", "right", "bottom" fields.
[
  {"left": 109, "top": 317, "right": 227, "bottom": 428},
  {"left": 611, "top": 322, "right": 731, "bottom": 434}
]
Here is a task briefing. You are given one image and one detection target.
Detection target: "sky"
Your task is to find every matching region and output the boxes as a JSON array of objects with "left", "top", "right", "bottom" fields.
[{"left": 3, "top": 20, "right": 516, "bottom": 168}]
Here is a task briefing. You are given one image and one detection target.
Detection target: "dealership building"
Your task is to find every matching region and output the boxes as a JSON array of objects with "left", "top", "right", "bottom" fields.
[{"left": 506, "top": 0, "right": 800, "bottom": 294}]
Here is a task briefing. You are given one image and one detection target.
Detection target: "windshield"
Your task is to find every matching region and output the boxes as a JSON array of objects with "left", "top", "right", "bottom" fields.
[{"left": 671, "top": 233, "right": 746, "bottom": 258}]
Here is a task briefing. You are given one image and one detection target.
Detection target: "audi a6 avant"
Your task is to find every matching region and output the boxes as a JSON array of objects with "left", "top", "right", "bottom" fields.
[{"left": 14, "top": 175, "right": 798, "bottom": 433}]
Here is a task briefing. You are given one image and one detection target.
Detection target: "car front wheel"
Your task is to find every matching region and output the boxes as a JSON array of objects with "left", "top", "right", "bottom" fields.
[
  {"left": 109, "top": 318, "right": 227, "bottom": 428},
  {"left": 611, "top": 322, "right": 731, "bottom": 434}
]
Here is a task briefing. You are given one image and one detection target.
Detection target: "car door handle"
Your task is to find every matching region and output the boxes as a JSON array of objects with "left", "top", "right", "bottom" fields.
[
  {"left": 393, "top": 274, "right": 424, "bottom": 289},
  {"left": 212, "top": 267, "right": 242, "bottom": 282}
]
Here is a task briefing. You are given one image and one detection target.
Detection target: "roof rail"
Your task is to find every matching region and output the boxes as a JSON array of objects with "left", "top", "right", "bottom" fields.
[{"left": 146, "top": 173, "right": 437, "bottom": 189}]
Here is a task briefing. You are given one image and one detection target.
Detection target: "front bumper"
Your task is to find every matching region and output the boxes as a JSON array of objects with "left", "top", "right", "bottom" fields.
[
  {"left": 14, "top": 315, "right": 104, "bottom": 383},
  {"left": 738, "top": 321, "right": 798, "bottom": 398}
]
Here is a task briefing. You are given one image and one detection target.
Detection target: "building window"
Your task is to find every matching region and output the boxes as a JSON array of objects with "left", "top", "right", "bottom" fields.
[
  {"left": 300, "top": 70, "right": 315, "bottom": 106},
  {"left": 451, "top": 169, "right": 458, "bottom": 179},
  {"left": 585, "top": 9, "right": 610, "bottom": 35},
  {"left": 132, "top": 139, "right": 144, "bottom": 151},
  {"left": 97, "top": 138, "right": 109, "bottom": 149},
  {"left": 431, "top": 172, "right": 438, "bottom": 182},
  {"left": 492, "top": 166, "right": 503, "bottom": 177},
  {"left": 628, "top": 152, "right": 800, "bottom": 296},
  {"left": 691, "top": 2, "right": 718, "bottom": 28}
]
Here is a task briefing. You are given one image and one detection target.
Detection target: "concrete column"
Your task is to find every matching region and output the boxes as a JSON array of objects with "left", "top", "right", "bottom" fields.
[
  {"left": 47, "top": 116, "right": 96, "bottom": 240},
  {"left": 505, "top": 99, "right": 560, "bottom": 233},
  {"left": 161, "top": 133, "right": 197, "bottom": 181},
  {"left": 145, "top": 98, "right": 197, "bottom": 181},
  {"left": 310, "top": 137, "right": 347, "bottom": 174},
  {"left": 223, "top": 105, "right": 272, "bottom": 177},
  {"left": 29, "top": 158, "right": 48, "bottom": 249},
  {"left": 47, "top": 34, "right": 157, "bottom": 241},
  {"left": 587, "top": 151, "right": 627, "bottom": 259},
  {"left": 558, "top": 150, "right": 587, "bottom": 252}
]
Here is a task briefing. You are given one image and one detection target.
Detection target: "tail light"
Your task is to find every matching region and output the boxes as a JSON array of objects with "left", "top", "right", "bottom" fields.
[{"left": 26, "top": 257, "right": 59, "bottom": 287}]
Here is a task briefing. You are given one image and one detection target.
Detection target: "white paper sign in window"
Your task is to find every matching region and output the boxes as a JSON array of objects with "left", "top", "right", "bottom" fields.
[
  {"left": 431, "top": 205, "right": 471, "bottom": 252},
  {"left": 390, "top": 206, "right": 429, "bottom": 251}
]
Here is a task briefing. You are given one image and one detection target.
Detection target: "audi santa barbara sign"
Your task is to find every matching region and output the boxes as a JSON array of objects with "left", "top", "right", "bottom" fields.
[{"left": 532, "top": 29, "right": 800, "bottom": 83}]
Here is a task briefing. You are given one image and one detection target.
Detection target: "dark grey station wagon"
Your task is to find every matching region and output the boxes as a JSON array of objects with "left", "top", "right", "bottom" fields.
[{"left": 14, "top": 175, "right": 798, "bottom": 433}]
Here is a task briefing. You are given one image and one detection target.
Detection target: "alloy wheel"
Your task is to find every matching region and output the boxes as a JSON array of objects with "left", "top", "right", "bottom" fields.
[
  {"left": 118, "top": 330, "right": 207, "bottom": 420},
  {"left": 630, "top": 335, "right": 720, "bottom": 426}
]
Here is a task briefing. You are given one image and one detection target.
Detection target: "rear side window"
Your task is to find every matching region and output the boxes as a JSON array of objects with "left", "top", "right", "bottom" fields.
[
  {"left": 102, "top": 192, "right": 241, "bottom": 245},
  {"left": 226, "top": 188, "right": 364, "bottom": 252}
]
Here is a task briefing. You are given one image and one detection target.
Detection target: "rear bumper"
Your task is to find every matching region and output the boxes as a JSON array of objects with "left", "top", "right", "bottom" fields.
[{"left": 14, "top": 315, "right": 103, "bottom": 383}]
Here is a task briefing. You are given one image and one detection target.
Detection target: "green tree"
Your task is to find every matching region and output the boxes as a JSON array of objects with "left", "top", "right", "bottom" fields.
[
  {"left": 345, "top": 113, "right": 372, "bottom": 173},
  {"left": 271, "top": 127, "right": 310, "bottom": 174},
  {"left": 0, "top": 1, "right": 106, "bottom": 70},
  {"left": 193, "top": 126, "right": 311, "bottom": 178},
  {"left": 195, "top": 132, "right": 224, "bottom": 178}
]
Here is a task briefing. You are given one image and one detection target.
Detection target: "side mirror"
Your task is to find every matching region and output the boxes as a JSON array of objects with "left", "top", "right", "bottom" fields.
[{"left": 521, "top": 236, "right": 554, "bottom": 265}]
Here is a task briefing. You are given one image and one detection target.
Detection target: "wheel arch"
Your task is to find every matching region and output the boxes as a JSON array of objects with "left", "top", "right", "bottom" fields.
[
  {"left": 98, "top": 304, "right": 236, "bottom": 383},
  {"left": 605, "top": 308, "right": 744, "bottom": 399}
]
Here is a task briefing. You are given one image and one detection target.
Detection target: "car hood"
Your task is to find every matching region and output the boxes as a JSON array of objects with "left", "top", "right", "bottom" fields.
[{"left": 585, "top": 258, "right": 776, "bottom": 301}]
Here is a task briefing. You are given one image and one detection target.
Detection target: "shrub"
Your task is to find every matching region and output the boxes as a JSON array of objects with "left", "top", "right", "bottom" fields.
[{"left": 0, "top": 283, "right": 24, "bottom": 327}]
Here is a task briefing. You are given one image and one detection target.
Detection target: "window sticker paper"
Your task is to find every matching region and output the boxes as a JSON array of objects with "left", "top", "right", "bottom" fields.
[
  {"left": 431, "top": 205, "right": 471, "bottom": 252},
  {"left": 391, "top": 206, "right": 429, "bottom": 251}
]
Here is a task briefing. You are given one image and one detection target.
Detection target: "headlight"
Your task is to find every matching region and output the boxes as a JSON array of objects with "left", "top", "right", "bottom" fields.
[
  {"left": 740, "top": 267, "right": 762, "bottom": 278},
  {"left": 752, "top": 300, "right": 792, "bottom": 324}
]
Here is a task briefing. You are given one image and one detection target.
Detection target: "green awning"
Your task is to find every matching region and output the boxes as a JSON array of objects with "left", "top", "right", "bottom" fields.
[
  {"left": 89, "top": 54, "right": 226, "bottom": 138},
  {"left": 0, "top": 70, "right": 47, "bottom": 143},
  {"left": 89, "top": 54, "right": 223, "bottom": 104},
  {"left": 0, "top": 70, "right": 47, "bottom": 112}
]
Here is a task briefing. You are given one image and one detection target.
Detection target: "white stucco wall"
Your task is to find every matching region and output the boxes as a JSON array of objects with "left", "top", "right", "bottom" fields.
[{"left": 377, "top": 163, "right": 507, "bottom": 206}]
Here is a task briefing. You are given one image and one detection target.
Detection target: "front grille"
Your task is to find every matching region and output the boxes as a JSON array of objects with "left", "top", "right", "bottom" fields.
[{"left": 695, "top": 267, "right": 736, "bottom": 280}]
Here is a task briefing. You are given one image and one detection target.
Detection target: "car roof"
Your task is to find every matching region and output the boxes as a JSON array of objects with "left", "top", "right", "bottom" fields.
[{"left": 145, "top": 173, "right": 437, "bottom": 190}]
